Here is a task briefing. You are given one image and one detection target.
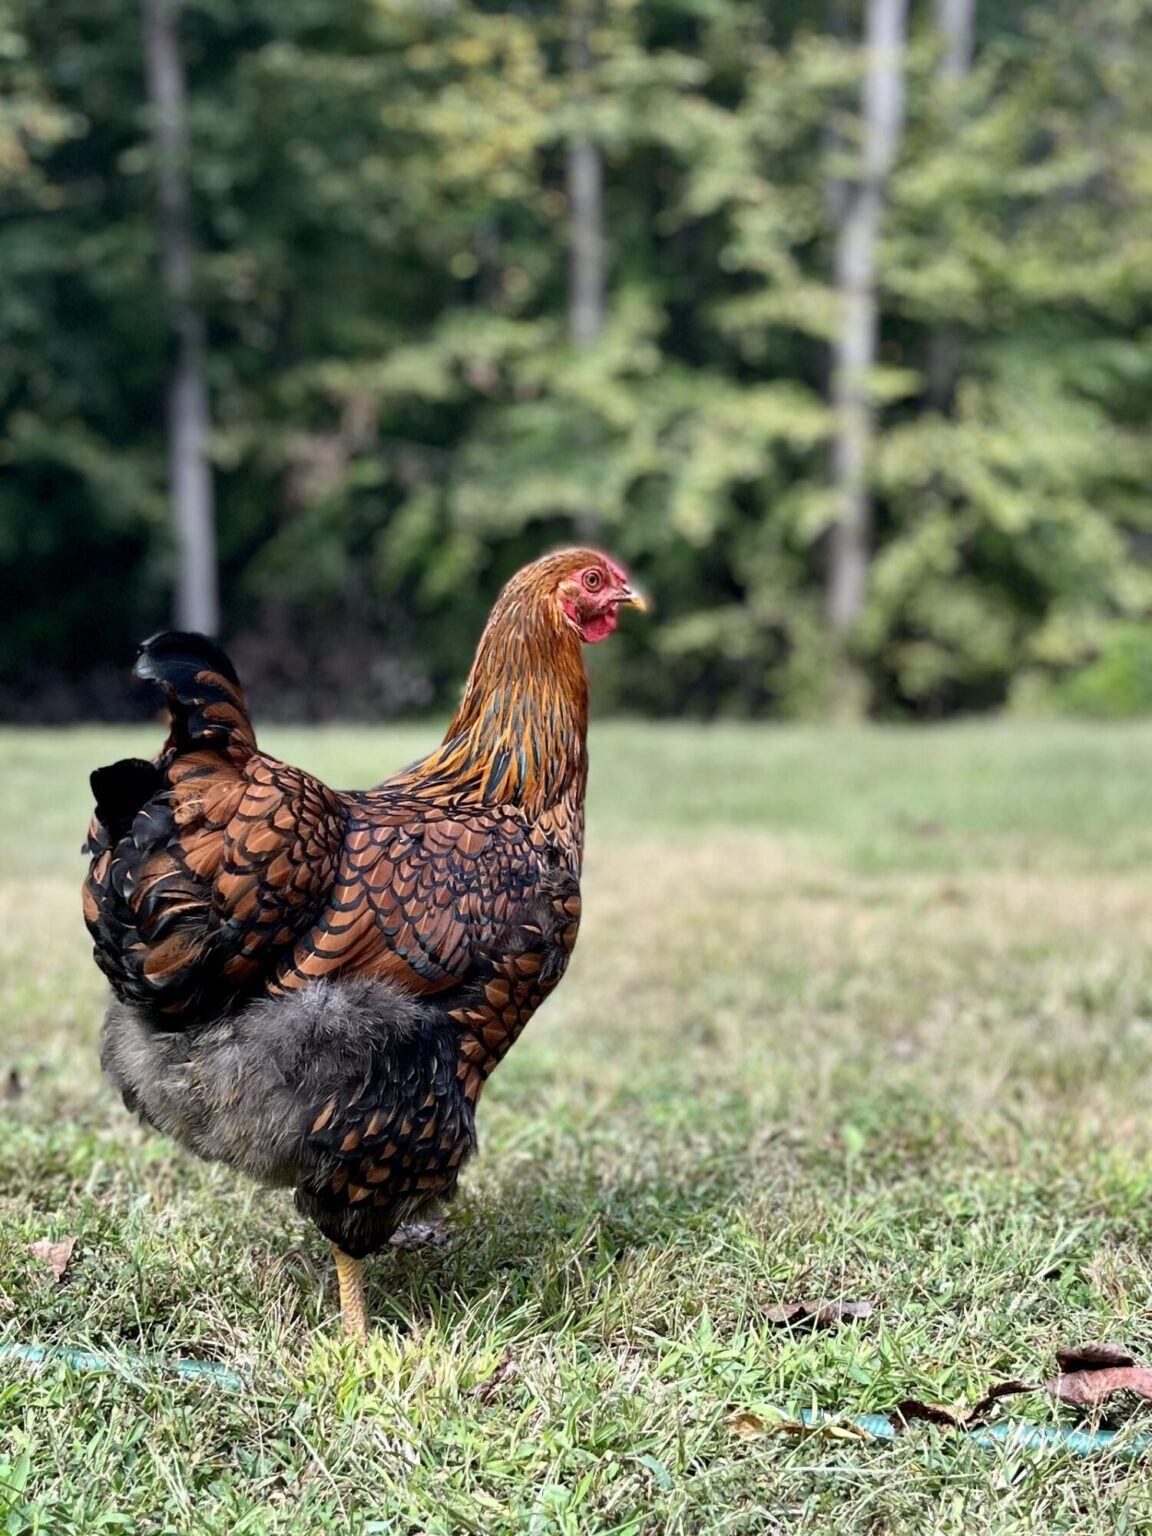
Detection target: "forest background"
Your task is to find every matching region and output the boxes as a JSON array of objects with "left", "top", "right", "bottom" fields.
[{"left": 3, "top": 0, "right": 1151, "bottom": 724}]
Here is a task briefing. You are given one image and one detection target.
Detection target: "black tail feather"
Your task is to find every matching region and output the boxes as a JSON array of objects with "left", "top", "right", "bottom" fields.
[
  {"left": 134, "top": 631, "right": 254, "bottom": 756},
  {"left": 135, "top": 630, "right": 241, "bottom": 691}
]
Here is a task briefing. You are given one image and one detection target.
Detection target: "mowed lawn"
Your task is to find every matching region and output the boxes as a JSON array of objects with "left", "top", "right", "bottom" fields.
[{"left": 2, "top": 720, "right": 1152, "bottom": 1533}]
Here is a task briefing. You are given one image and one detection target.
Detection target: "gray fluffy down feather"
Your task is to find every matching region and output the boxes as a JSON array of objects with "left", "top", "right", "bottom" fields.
[{"left": 101, "top": 978, "right": 452, "bottom": 1191}]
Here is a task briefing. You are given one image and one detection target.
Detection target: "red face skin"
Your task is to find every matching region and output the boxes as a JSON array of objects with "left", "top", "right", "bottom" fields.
[{"left": 557, "top": 559, "right": 643, "bottom": 643}]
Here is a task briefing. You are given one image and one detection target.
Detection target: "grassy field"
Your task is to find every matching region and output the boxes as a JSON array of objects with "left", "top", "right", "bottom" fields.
[{"left": 3, "top": 720, "right": 1152, "bottom": 1533}]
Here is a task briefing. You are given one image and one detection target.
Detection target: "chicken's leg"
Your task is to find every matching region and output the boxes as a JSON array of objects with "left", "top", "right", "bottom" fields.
[{"left": 332, "top": 1246, "right": 368, "bottom": 1338}]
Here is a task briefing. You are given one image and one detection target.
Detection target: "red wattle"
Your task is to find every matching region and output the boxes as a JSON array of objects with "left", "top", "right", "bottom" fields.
[{"left": 580, "top": 609, "right": 617, "bottom": 644}]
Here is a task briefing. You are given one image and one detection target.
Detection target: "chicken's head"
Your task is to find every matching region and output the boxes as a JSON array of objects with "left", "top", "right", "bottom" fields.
[{"left": 554, "top": 552, "right": 646, "bottom": 644}]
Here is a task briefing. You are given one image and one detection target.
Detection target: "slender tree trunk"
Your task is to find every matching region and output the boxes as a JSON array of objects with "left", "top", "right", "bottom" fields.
[
  {"left": 567, "top": 0, "right": 604, "bottom": 350},
  {"left": 826, "top": 0, "right": 908, "bottom": 701},
  {"left": 143, "top": 0, "right": 218, "bottom": 635},
  {"left": 567, "top": 0, "right": 604, "bottom": 541},
  {"left": 936, "top": 0, "right": 974, "bottom": 84},
  {"left": 926, "top": 0, "right": 975, "bottom": 407}
]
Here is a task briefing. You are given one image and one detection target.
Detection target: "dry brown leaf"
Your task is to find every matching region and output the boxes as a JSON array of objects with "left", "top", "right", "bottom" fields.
[
  {"left": 1055, "top": 1342, "right": 1135, "bottom": 1374},
  {"left": 895, "top": 1380, "right": 1036, "bottom": 1433},
  {"left": 1047, "top": 1368, "right": 1152, "bottom": 1406},
  {"left": 967, "top": 1380, "right": 1038, "bottom": 1420},
  {"left": 1047, "top": 1340, "right": 1152, "bottom": 1406},
  {"left": 815, "top": 1421, "right": 874, "bottom": 1442},
  {"left": 894, "top": 1399, "right": 968, "bottom": 1431},
  {"left": 764, "top": 1299, "right": 874, "bottom": 1331},
  {"left": 727, "top": 1411, "right": 766, "bottom": 1440},
  {"left": 467, "top": 1350, "right": 517, "bottom": 1403},
  {"left": 30, "top": 1237, "right": 76, "bottom": 1283}
]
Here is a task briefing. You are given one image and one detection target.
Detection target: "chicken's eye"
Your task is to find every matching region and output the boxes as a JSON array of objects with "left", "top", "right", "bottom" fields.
[{"left": 583, "top": 569, "right": 603, "bottom": 593}]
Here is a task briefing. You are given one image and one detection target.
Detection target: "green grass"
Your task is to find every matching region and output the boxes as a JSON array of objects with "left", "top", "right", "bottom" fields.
[{"left": 3, "top": 720, "right": 1152, "bottom": 1533}]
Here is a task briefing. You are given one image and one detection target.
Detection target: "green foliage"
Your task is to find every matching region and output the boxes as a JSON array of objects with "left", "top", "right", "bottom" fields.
[
  {"left": 1050, "top": 625, "right": 1152, "bottom": 719},
  {"left": 2, "top": 0, "right": 1151, "bottom": 718}
]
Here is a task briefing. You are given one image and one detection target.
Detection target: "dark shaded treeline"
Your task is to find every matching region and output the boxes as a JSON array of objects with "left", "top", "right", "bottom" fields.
[{"left": 3, "top": 0, "right": 1152, "bottom": 721}]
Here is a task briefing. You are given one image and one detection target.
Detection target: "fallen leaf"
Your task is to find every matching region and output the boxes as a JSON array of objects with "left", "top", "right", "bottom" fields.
[
  {"left": 823, "top": 1300, "right": 873, "bottom": 1325},
  {"left": 1047, "top": 1341, "right": 1152, "bottom": 1406},
  {"left": 913, "top": 820, "right": 945, "bottom": 839},
  {"left": 1055, "top": 1342, "right": 1135, "bottom": 1374},
  {"left": 893, "top": 812, "right": 946, "bottom": 840},
  {"left": 895, "top": 1381, "right": 1036, "bottom": 1433},
  {"left": 821, "top": 1421, "right": 875, "bottom": 1441},
  {"left": 763, "top": 1304, "right": 801, "bottom": 1326},
  {"left": 1048, "top": 1368, "right": 1152, "bottom": 1406},
  {"left": 389, "top": 1217, "right": 450, "bottom": 1250},
  {"left": 894, "top": 1399, "right": 968, "bottom": 1431},
  {"left": 467, "top": 1350, "right": 517, "bottom": 1402},
  {"left": 764, "top": 1299, "right": 874, "bottom": 1331},
  {"left": 30, "top": 1237, "right": 76, "bottom": 1283},
  {"left": 727, "top": 1411, "right": 766, "bottom": 1440},
  {"left": 967, "top": 1380, "right": 1038, "bottom": 1420}
]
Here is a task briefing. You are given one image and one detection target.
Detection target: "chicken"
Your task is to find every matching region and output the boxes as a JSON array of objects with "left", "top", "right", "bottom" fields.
[{"left": 83, "top": 549, "right": 644, "bottom": 1334}]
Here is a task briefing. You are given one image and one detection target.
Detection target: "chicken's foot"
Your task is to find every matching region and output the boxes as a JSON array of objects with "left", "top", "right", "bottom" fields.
[{"left": 332, "top": 1246, "right": 368, "bottom": 1338}]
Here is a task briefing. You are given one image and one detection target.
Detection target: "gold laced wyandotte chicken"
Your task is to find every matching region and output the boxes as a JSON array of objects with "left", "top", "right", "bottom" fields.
[{"left": 82, "top": 549, "right": 645, "bottom": 1335}]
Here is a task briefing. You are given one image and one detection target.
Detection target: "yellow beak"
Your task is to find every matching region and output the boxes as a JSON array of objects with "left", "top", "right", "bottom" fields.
[{"left": 620, "top": 586, "right": 648, "bottom": 613}]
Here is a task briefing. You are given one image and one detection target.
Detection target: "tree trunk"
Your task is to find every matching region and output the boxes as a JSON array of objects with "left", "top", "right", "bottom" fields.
[
  {"left": 935, "top": 0, "right": 975, "bottom": 85},
  {"left": 566, "top": 0, "right": 605, "bottom": 542},
  {"left": 143, "top": 0, "right": 218, "bottom": 636},
  {"left": 826, "top": 0, "right": 909, "bottom": 699},
  {"left": 926, "top": 0, "right": 975, "bottom": 407},
  {"left": 567, "top": 0, "right": 604, "bottom": 351}
]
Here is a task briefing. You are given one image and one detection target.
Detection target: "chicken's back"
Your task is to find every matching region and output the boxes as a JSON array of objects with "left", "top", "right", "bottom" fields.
[{"left": 82, "top": 632, "right": 570, "bottom": 1030}]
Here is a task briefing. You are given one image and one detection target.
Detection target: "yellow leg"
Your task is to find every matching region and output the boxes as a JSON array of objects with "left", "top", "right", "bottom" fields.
[{"left": 332, "top": 1246, "right": 368, "bottom": 1338}]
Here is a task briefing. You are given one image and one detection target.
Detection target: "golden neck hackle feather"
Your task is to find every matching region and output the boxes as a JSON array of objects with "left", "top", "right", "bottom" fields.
[{"left": 407, "top": 552, "right": 593, "bottom": 820}]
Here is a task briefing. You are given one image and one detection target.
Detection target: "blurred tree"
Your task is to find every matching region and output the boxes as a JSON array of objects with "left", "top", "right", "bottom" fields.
[
  {"left": 935, "top": 0, "right": 974, "bottom": 81},
  {"left": 142, "top": 0, "right": 218, "bottom": 634},
  {"left": 566, "top": 0, "right": 605, "bottom": 542},
  {"left": 1, "top": 0, "right": 1151, "bottom": 721},
  {"left": 871, "top": 0, "right": 1152, "bottom": 715},
  {"left": 826, "top": 0, "right": 908, "bottom": 712},
  {"left": 924, "top": 0, "right": 975, "bottom": 410},
  {"left": 566, "top": 0, "right": 604, "bottom": 354}
]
